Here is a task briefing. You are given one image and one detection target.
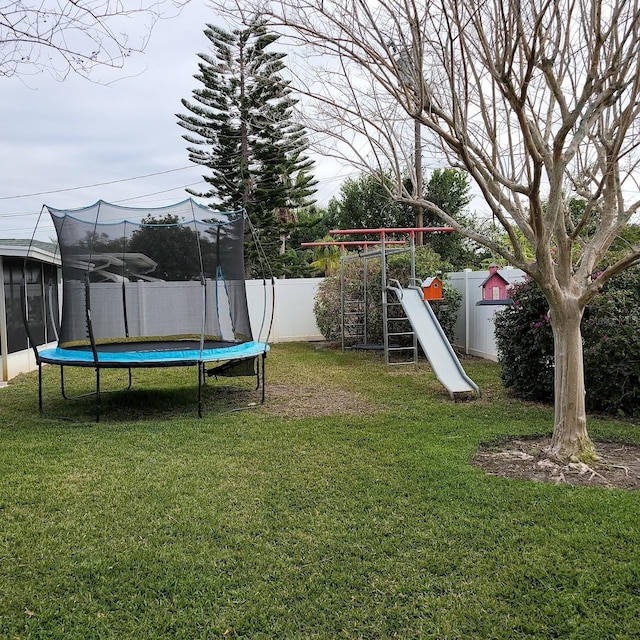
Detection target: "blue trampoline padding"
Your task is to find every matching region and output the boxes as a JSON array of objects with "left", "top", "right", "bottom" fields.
[{"left": 37, "top": 341, "right": 270, "bottom": 367}]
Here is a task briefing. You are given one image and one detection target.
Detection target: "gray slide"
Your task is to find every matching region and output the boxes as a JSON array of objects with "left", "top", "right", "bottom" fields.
[{"left": 388, "top": 282, "right": 480, "bottom": 399}]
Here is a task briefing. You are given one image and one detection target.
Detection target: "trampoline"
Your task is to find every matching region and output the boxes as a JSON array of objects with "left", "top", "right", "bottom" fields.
[{"left": 25, "top": 199, "right": 272, "bottom": 419}]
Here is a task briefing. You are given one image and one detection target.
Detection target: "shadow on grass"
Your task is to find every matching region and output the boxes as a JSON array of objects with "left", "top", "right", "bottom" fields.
[{"left": 36, "top": 367, "right": 263, "bottom": 423}]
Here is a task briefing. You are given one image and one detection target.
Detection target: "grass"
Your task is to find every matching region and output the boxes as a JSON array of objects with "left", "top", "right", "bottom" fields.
[{"left": 1, "top": 342, "right": 639, "bottom": 639}]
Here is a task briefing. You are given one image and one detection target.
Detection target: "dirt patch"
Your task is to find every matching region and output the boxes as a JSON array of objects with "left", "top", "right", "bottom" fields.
[
  {"left": 261, "top": 383, "right": 376, "bottom": 419},
  {"left": 472, "top": 437, "right": 640, "bottom": 490}
]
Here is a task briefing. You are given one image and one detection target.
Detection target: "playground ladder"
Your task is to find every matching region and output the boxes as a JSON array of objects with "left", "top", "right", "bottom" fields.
[
  {"left": 341, "top": 297, "right": 366, "bottom": 349},
  {"left": 383, "top": 288, "right": 418, "bottom": 368}
]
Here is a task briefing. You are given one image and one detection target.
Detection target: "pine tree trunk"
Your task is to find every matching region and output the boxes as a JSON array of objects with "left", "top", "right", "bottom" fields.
[{"left": 547, "top": 298, "right": 597, "bottom": 462}]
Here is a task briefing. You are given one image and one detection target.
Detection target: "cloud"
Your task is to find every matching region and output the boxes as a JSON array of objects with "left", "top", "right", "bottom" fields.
[
  {"left": 0, "top": 4, "right": 209, "bottom": 236},
  {"left": 0, "top": 1, "right": 344, "bottom": 241}
]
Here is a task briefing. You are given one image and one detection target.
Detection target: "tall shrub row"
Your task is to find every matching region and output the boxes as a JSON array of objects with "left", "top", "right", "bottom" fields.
[{"left": 495, "top": 268, "right": 640, "bottom": 417}]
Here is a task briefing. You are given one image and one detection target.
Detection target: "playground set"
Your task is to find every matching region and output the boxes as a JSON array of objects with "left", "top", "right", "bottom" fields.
[{"left": 313, "top": 226, "right": 480, "bottom": 400}]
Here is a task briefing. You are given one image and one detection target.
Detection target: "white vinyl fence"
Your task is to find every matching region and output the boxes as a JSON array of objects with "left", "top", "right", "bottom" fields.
[
  {"left": 2, "top": 278, "right": 325, "bottom": 383},
  {"left": 246, "top": 277, "right": 324, "bottom": 343},
  {"left": 3, "top": 271, "right": 528, "bottom": 382},
  {"left": 250, "top": 272, "right": 528, "bottom": 359}
]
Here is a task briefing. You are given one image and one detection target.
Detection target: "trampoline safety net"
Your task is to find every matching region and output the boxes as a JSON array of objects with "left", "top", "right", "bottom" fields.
[{"left": 46, "top": 199, "right": 254, "bottom": 349}]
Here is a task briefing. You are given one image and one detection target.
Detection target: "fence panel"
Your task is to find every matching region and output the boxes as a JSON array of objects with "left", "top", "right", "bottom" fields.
[
  {"left": 246, "top": 278, "right": 324, "bottom": 343},
  {"left": 5, "top": 271, "right": 533, "bottom": 382}
]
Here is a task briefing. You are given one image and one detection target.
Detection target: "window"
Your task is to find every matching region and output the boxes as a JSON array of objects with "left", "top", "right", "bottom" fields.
[{"left": 3, "top": 258, "right": 59, "bottom": 354}]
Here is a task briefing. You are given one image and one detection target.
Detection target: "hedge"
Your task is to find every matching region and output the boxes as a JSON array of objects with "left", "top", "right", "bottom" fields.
[{"left": 494, "top": 268, "right": 640, "bottom": 417}]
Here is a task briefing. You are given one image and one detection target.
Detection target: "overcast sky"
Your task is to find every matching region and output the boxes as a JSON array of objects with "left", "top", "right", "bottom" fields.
[{"left": 0, "top": 1, "right": 352, "bottom": 241}]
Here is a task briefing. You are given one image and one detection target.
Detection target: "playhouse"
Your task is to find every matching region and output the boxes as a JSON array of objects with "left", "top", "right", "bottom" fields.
[{"left": 479, "top": 265, "right": 513, "bottom": 303}]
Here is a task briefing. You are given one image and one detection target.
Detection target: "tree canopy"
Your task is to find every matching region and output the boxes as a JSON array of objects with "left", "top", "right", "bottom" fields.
[
  {"left": 177, "top": 15, "right": 317, "bottom": 276},
  {"left": 1, "top": 2, "right": 185, "bottom": 79},
  {"left": 327, "top": 168, "right": 482, "bottom": 269},
  {"left": 128, "top": 215, "right": 203, "bottom": 281},
  {"left": 214, "top": 0, "right": 640, "bottom": 461},
  {"left": 327, "top": 171, "right": 412, "bottom": 231},
  {"left": 420, "top": 169, "right": 478, "bottom": 269}
]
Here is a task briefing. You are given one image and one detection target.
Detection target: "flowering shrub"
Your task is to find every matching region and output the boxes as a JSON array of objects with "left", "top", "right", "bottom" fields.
[
  {"left": 494, "top": 279, "right": 555, "bottom": 401},
  {"left": 314, "top": 248, "right": 461, "bottom": 345},
  {"left": 494, "top": 268, "right": 640, "bottom": 417}
]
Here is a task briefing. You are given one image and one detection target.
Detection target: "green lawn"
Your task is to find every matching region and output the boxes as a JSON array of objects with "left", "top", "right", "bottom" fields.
[{"left": 1, "top": 343, "right": 639, "bottom": 639}]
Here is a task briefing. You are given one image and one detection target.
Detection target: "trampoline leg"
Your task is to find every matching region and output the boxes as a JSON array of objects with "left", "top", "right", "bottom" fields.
[
  {"left": 260, "top": 352, "right": 266, "bottom": 404},
  {"left": 60, "top": 365, "right": 69, "bottom": 399},
  {"left": 38, "top": 362, "right": 44, "bottom": 415},
  {"left": 95, "top": 367, "right": 101, "bottom": 423},
  {"left": 198, "top": 362, "right": 203, "bottom": 418}
]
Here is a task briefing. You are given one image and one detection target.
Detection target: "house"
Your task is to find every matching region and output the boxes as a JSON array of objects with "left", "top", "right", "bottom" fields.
[{"left": 0, "top": 239, "right": 61, "bottom": 384}]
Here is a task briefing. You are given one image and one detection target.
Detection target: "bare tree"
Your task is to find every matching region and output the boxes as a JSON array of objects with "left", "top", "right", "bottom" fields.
[
  {"left": 1, "top": 1, "right": 188, "bottom": 80},
  {"left": 218, "top": 0, "right": 640, "bottom": 461}
]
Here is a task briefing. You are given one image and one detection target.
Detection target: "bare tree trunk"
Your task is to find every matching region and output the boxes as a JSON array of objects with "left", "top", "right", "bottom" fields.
[{"left": 547, "top": 298, "right": 597, "bottom": 462}]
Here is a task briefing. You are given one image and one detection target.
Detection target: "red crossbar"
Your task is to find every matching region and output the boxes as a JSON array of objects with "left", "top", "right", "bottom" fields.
[
  {"left": 301, "top": 240, "right": 406, "bottom": 248},
  {"left": 329, "top": 226, "right": 455, "bottom": 235}
]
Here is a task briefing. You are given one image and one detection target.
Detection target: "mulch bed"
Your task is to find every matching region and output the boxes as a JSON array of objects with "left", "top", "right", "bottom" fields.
[{"left": 472, "top": 437, "right": 640, "bottom": 490}]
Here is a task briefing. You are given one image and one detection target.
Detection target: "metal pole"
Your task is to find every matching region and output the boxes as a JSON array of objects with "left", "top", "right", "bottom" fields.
[
  {"left": 410, "top": 231, "right": 418, "bottom": 368},
  {"left": 381, "top": 232, "right": 389, "bottom": 366},
  {"left": 465, "top": 268, "right": 471, "bottom": 355},
  {"left": 0, "top": 257, "right": 8, "bottom": 383},
  {"left": 340, "top": 255, "right": 346, "bottom": 352},
  {"left": 363, "top": 256, "right": 368, "bottom": 345},
  {"left": 410, "top": 231, "right": 416, "bottom": 285},
  {"left": 415, "top": 119, "right": 423, "bottom": 247}
]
